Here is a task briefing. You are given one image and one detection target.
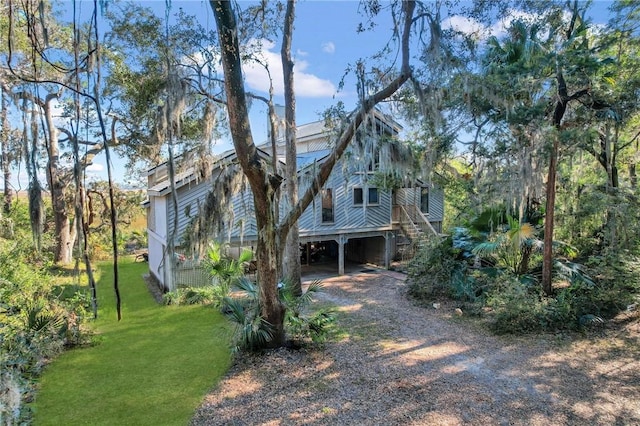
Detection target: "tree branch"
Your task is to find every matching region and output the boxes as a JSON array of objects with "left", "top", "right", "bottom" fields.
[{"left": 278, "top": 1, "right": 416, "bottom": 238}]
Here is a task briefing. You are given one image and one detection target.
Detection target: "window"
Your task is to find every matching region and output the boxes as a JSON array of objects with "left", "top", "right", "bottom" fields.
[
  {"left": 367, "top": 149, "right": 380, "bottom": 172},
  {"left": 368, "top": 187, "right": 379, "bottom": 205},
  {"left": 354, "top": 187, "right": 379, "bottom": 206},
  {"left": 353, "top": 188, "right": 363, "bottom": 206},
  {"left": 322, "top": 188, "right": 334, "bottom": 223},
  {"left": 420, "top": 188, "right": 429, "bottom": 214}
]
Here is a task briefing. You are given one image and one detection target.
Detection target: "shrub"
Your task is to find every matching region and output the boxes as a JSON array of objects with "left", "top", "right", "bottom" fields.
[
  {"left": 280, "top": 279, "right": 336, "bottom": 345},
  {"left": 162, "top": 286, "right": 218, "bottom": 306},
  {"left": 220, "top": 278, "right": 336, "bottom": 352},
  {"left": 485, "top": 274, "right": 548, "bottom": 334},
  {"left": 0, "top": 239, "right": 90, "bottom": 423},
  {"left": 407, "top": 236, "right": 464, "bottom": 300}
]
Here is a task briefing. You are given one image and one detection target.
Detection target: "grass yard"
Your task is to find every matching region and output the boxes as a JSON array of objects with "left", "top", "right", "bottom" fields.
[{"left": 32, "top": 259, "right": 232, "bottom": 425}]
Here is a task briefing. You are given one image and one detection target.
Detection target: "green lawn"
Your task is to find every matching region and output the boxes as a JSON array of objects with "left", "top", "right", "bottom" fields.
[{"left": 32, "top": 259, "right": 232, "bottom": 425}]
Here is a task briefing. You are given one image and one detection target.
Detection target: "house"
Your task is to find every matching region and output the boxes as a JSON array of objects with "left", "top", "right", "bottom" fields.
[{"left": 145, "top": 110, "right": 444, "bottom": 291}]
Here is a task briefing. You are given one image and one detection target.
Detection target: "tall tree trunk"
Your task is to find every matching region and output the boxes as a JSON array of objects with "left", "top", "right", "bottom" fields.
[
  {"left": 212, "top": 0, "right": 285, "bottom": 345},
  {"left": 541, "top": 5, "right": 588, "bottom": 295},
  {"left": 1, "top": 92, "right": 13, "bottom": 213},
  {"left": 541, "top": 135, "right": 559, "bottom": 295},
  {"left": 281, "top": 0, "right": 302, "bottom": 295},
  {"left": 44, "top": 95, "right": 74, "bottom": 264},
  {"left": 255, "top": 189, "right": 286, "bottom": 346}
]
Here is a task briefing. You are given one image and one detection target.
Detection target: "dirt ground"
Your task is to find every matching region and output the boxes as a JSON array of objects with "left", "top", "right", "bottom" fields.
[{"left": 191, "top": 268, "right": 640, "bottom": 426}]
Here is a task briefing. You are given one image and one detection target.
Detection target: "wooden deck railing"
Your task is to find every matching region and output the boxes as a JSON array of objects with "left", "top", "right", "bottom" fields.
[{"left": 393, "top": 204, "right": 439, "bottom": 240}]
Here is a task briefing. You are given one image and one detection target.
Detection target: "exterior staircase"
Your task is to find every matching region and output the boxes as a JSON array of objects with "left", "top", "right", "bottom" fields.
[{"left": 393, "top": 204, "right": 440, "bottom": 260}]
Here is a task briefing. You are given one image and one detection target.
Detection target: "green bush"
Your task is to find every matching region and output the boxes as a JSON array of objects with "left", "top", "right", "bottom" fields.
[
  {"left": 483, "top": 253, "right": 640, "bottom": 334},
  {"left": 0, "top": 239, "right": 90, "bottom": 423},
  {"left": 280, "top": 279, "right": 336, "bottom": 345},
  {"left": 485, "top": 274, "right": 548, "bottom": 334},
  {"left": 220, "top": 278, "right": 336, "bottom": 352},
  {"left": 162, "top": 286, "right": 218, "bottom": 306},
  {"left": 408, "top": 227, "right": 640, "bottom": 335},
  {"left": 407, "top": 236, "right": 464, "bottom": 300}
]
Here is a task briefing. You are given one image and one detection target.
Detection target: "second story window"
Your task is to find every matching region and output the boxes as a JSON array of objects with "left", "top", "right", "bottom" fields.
[
  {"left": 322, "top": 188, "right": 334, "bottom": 223},
  {"left": 368, "top": 187, "right": 379, "bottom": 205},
  {"left": 353, "top": 187, "right": 379, "bottom": 206},
  {"left": 420, "top": 188, "right": 429, "bottom": 214},
  {"left": 367, "top": 149, "right": 380, "bottom": 172},
  {"left": 353, "top": 188, "right": 363, "bottom": 206}
]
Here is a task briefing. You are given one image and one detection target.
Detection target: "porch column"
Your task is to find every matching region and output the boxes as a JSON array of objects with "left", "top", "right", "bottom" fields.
[
  {"left": 384, "top": 231, "right": 394, "bottom": 270},
  {"left": 338, "top": 235, "right": 347, "bottom": 275}
]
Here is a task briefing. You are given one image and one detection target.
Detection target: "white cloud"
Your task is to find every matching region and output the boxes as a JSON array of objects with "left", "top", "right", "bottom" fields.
[
  {"left": 321, "top": 42, "right": 335, "bottom": 54},
  {"left": 442, "top": 15, "right": 487, "bottom": 40},
  {"left": 242, "top": 39, "right": 336, "bottom": 98},
  {"left": 490, "top": 10, "right": 539, "bottom": 39},
  {"left": 442, "top": 9, "right": 539, "bottom": 42},
  {"left": 86, "top": 163, "right": 104, "bottom": 173}
]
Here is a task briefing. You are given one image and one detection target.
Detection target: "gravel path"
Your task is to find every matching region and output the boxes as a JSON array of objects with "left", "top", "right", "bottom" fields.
[{"left": 191, "top": 270, "right": 640, "bottom": 426}]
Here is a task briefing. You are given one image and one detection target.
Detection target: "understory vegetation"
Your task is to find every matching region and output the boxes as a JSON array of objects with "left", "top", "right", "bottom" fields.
[
  {"left": 0, "top": 195, "right": 225, "bottom": 425},
  {"left": 408, "top": 210, "right": 640, "bottom": 334},
  {"left": 163, "top": 243, "right": 336, "bottom": 351},
  {"left": 0, "top": 203, "right": 94, "bottom": 424}
]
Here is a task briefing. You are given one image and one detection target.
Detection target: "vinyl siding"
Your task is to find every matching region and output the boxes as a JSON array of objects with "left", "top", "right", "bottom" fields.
[{"left": 297, "top": 159, "right": 392, "bottom": 236}]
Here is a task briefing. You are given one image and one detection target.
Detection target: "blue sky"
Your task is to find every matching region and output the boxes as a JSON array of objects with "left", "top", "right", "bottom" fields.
[
  {"left": 8, "top": 0, "right": 617, "bottom": 188},
  {"left": 71, "top": 0, "right": 403, "bottom": 186}
]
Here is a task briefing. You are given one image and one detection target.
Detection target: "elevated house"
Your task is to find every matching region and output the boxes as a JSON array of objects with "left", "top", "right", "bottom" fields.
[{"left": 145, "top": 110, "right": 444, "bottom": 291}]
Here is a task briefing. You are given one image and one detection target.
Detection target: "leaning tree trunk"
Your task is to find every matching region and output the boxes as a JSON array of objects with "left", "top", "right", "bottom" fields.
[
  {"left": 212, "top": 0, "right": 415, "bottom": 348},
  {"left": 212, "top": 0, "right": 285, "bottom": 346}
]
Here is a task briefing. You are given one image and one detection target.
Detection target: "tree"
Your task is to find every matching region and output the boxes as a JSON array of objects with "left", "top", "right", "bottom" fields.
[
  {"left": 280, "top": 0, "right": 301, "bottom": 295},
  {"left": 211, "top": 0, "right": 416, "bottom": 347},
  {"left": 2, "top": 0, "right": 125, "bottom": 317},
  {"left": 456, "top": 2, "right": 604, "bottom": 295},
  {"left": 541, "top": 2, "right": 599, "bottom": 295},
  {"left": 0, "top": 89, "right": 18, "bottom": 213}
]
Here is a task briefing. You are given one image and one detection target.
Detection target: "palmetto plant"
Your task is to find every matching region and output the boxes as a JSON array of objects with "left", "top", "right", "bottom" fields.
[
  {"left": 202, "top": 242, "right": 253, "bottom": 304},
  {"left": 279, "top": 279, "right": 335, "bottom": 345},
  {"left": 472, "top": 216, "right": 541, "bottom": 276},
  {"left": 222, "top": 277, "right": 272, "bottom": 352},
  {"left": 221, "top": 277, "right": 335, "bottom": 351}
]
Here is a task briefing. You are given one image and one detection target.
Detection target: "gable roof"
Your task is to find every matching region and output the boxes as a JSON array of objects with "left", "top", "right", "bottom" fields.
[{"left": 147, "top": 147, "right": 277, "bottom": 196}]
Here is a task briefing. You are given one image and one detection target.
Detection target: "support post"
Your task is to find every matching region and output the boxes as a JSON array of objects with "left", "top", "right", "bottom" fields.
[
  {"left": 384, "top": 231, "right": 393, "bottom": 270},
  {"left": 338, "top": 235, "right": 346, "bottom": 275}
]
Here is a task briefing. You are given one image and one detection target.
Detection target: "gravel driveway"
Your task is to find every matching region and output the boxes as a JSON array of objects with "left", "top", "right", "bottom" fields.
[{"left": 192, "top": 269, "right": 640, "bottom": 426}]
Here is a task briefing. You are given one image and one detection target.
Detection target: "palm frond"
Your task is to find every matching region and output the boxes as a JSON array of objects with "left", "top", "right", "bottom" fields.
[
  {"left": 238, "top": 248, "right": 253, "bottom": 264},
  {"left": 554, "top": 260, "right": 595, "bottom": 287},
  {"left": 472, "top": 241, "right": 500, "bottom": 257},
  {"left": 223, "top": 297, "right": 247, "bottom": 325},
  {"left": 234, "top": 276, "right": 258, "bottom": 298}
]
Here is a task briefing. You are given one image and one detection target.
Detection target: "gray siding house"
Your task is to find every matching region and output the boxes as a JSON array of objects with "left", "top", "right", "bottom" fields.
[{"left": 146, "top": 111, "right": 444, "bottom": 290}]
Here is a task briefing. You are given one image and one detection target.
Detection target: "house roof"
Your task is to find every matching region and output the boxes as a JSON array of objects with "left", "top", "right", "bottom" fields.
[
  {"left": 147, "top": 109, "right": 405, "bottom": 195},
  {"left": 296, "top": 149, "right": 331, "bottom": 168},
  {"left": 147, "top": 147, "right": 279, "bottom": 196},
  {"left": 148, "top": 169, "right": 197, "bottom": 196}
]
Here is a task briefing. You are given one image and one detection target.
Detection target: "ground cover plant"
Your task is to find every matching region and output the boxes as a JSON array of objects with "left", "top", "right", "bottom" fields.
[
  {"left": 0, "top": 206, "right": 92, "bottom": 424},
  {"left": 31, "top": 260, "right": 232, "bottom": 425},
  {"left": 408, "top": 214, "right": 640, "bottom": 334},
  {"left": 164, "top": 243, "right": 336, "bottom": 352}
]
